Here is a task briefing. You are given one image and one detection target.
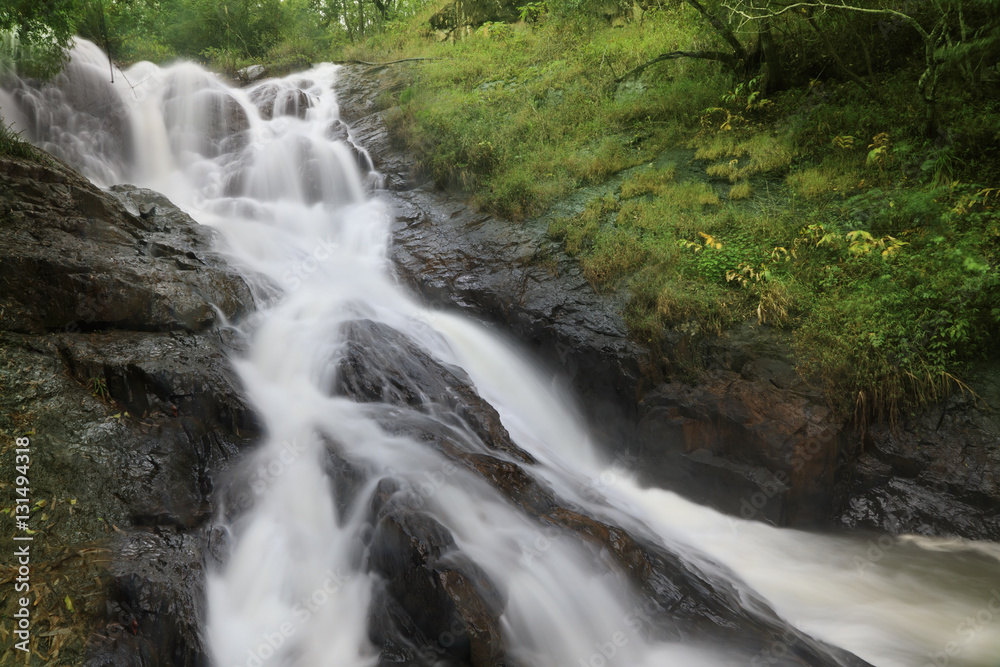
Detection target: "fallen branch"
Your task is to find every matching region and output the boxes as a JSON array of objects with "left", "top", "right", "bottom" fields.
[
  {"left": 334, "top": 57, "right": 442, "bottom": 66},
  {"left": 616, "top": 50, "right": 735, "bottom": 82}
]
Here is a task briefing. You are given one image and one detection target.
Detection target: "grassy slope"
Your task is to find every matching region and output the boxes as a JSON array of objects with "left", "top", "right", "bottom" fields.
[
  {"left": 350, "top": 7, "right": 1000, "bottom": 422},
  {"left": 7, "top": 6, "right": 996, "bottom": 424}
]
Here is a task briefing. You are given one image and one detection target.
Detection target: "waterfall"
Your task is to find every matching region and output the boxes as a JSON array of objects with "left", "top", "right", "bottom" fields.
[{"left": 3, "top": 39, "right": 999, "bottom": 667}]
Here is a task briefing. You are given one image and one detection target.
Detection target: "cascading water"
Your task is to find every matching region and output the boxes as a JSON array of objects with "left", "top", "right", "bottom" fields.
[{"left": 3, "top": 39, "right": 999, "bottom": 667}]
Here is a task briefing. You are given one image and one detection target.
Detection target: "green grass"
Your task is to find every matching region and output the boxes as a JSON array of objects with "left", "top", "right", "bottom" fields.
[
  {"left": 349, "top": 6, "right": 1000, "bottom": 423},
  {"left": 379, "top": 6, "right": 727, "bottom": 219},
  {"left": 620, "top": 163, "right": 677, "bottom": 198},
  {"left": 786, "top": 163, "right": 860, "bottom": 198},
  {"left": 0, "top": 119, "right": 37, "bottom": 160},
  {"left": 546, "top": 131, "right": 1000, "bottom": 421},
  {"left": 729, "top": 181, "right": 753, "bottom": 199},
  {"left": 695, "top": 132, "right": 794, "bottom": 181}
]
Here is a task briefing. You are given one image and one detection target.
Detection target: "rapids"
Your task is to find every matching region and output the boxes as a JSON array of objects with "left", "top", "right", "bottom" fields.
[{"left": 2, "top": 38, "right": 998, "bottom": 667}]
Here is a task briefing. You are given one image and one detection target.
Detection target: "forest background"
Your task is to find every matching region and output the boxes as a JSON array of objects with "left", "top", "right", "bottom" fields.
[{"left": 2, "top": 0, "right": 1000, "bottom": 424}]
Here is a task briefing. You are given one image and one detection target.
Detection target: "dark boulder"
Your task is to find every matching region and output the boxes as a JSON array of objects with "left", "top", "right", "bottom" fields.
[
  {"left": 334, "top": 319, "right": 870, "bottom": 667},
  {"left": 839, "top": 375, "right": 1000, "bottom": 540},
  {"left": 0, "top": 152, "right": 260, "bottom": 664},
  {"left": 248, "top": 83, "right": 314, "bottom": 120},
  {"left": 367, "top": 491, "right": 507, "bottom": 667},
  {"left": 0, "top": 159, "right": 252, "bottom": 334},
  {"left": 336, "top": 319, "right": 532, "bottom": 463}
]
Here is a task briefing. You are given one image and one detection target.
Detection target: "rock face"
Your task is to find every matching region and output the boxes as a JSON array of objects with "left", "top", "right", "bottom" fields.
[
  {"left": 838, "top": 376, "right": 1000, "bottom": 541},
  {"left": 0, "top": 153, "right": 259, "bottom": 664},
  {"left": 334, "top": 319, "right": 871, "bottom": 667},
  {"left": 367, "top": 482, "right": 508, "bottom": 667},
  {"left": 332, "top": 63, "right": 1000, "bottom": 542},
  {"left": 161, "top": 72, "right": 250, "bottom": 157},
  {"left": 248, "top": 82, "right": 314, "bottom": 120}
]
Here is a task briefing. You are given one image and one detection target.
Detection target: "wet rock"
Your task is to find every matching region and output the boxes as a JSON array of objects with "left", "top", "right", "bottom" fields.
[
  {"left": 326, "top": 119, "right": 375, "bottom": 174},
  {"left": 280, "top": 88, "right": 313, "bottom": 118},
  {"left": 324, "top": 442, "right": 373, "bottom": 523},
  {"left": 839, "top": 379, "right": 1000, "bottom": 540},
  {"left": 0, "top": 153, "right": 260, "bottom": 664},
  {"left": 249, "top": 83, "right": 313, "bottom": 120},
  {"left": 333, "top": 66, "right": 417, "bottom": 190},
  {"left": 336, "top": 319, "right": 534, "bottom": 464},
  {"left": 89, "top": 533, "right": 206, "bottom": 666},
  {"left": 336, "top": 320, "right": 870, "bottom": 667},
  {"left": 237, "top": 64, "right": 268, "bottom": 85},
  {"left": 327, "top": 118, "right": 351, "bottom": 142},
  {"left": 0, "top": 158, "right": 253, "bottom": 334},
  {"left": 368, "top": 506, "right": 507, "bottom": 667}
]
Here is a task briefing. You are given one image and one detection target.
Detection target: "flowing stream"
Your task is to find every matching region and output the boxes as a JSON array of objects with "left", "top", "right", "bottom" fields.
[{"left": 3, "top": 39, "right": 1000, "bottom": 667}]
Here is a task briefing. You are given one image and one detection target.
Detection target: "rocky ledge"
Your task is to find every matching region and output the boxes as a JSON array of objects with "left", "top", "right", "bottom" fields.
[
  {"left": 333, "top": 63, "right": 1000, "bottom": 542},
  {"left": 332, "top": 318, "right": 870, "bottom": 666},
  {"left": 0, "top": 153, "right": 260, "bottom": 664}
]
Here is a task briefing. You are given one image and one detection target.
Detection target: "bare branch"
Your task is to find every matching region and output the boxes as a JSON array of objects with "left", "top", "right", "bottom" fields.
[
  {"left": 616, "top": 51, "right": 737, "bottom": 83},
  {"left": 719, "top": 0, "right": 930, "bottom": 40},
  {"left": 685, "top": 0, "right": 750, "bottom": 65}
]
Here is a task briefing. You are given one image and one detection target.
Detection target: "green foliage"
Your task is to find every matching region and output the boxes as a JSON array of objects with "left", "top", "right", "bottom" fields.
[
  {"left": 65, "top": 0, "right": 333, "bottom": 70},
  {"left": 0, "top": 119, "right": 37, "bottom": 159},
  {"left": 87, "top": 376, "right": 110, "bottom": 401},
  {"left": 0, "top": 0, "right": 81, "bottom": 78},
  {"left": 381, "top": 4, "right": 727, "bottom": 218},
  {"left": 789, "top": 185, "right": 1000, "bottom": 422},
  {"left": 518, "top": 1, "right": 547, "bottom": 23}
]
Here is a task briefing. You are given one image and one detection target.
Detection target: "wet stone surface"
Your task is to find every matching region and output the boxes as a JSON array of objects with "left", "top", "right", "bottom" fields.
[
  {"left": 334, "top": 318, "right": 871, "bottom": 667},
  {"left": 0, "top": 153, "right": 260, "bottom": 665}
]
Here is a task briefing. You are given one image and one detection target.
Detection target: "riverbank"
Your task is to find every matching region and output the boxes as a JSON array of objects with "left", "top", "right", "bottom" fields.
[
  {"left": 336, "top": 7, "right": 1000, "bottom": 430},
  {"left": 334, "top": 61, "right": 1000, "bottom": 542}
]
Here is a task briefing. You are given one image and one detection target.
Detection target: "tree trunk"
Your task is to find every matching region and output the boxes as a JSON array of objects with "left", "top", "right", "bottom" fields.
[
  {"left": 759, "top": 17, "right": 786, "bottom": 93},
  {"left": 918, "top": 19, "right": 946, "bottom": 137},
  {"left": 343, "top": 0, "right": 355, "bottom": 41}
]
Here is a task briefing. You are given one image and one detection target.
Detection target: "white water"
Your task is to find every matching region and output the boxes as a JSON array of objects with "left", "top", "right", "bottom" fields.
[{"left": 4, "top": 39, "right": 1000, "bottom": 667}]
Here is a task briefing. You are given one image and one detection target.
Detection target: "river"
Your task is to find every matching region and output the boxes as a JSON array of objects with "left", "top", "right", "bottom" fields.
[{"left": 2, "top": 39, "right": 999, "bottom": 667}]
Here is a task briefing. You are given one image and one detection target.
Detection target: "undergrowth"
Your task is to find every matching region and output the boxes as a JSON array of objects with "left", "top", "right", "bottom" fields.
[
  {"left": 379, "top": 6, "right": 727, "bottom": 219},
  {"left": 356, "top": 8, "right": 1000, "bottom": 424},
  {"left": 0, "top": 119, "right": 37, "bottom": 160}
]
